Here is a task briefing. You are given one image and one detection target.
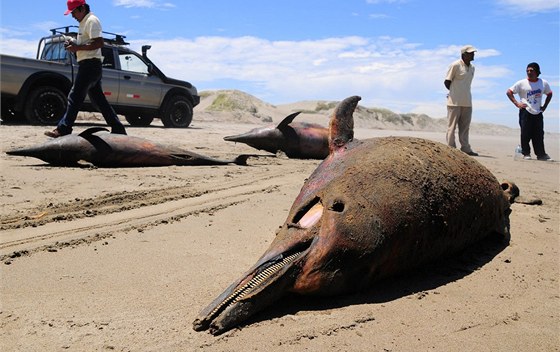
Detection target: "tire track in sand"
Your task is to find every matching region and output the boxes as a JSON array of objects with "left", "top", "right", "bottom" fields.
[{"left": 0, "top": 168, "right": 299, "bottom": 261}]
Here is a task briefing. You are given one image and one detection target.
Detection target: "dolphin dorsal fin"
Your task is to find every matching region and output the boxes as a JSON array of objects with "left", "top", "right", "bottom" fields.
[
  {"left": 79, "top": 127, "right": 110, "bottom": 137},
  {"left": 276, "top": 111, "right": 302, "bottom": 131},
  {"left": 328, "top": 96, "right": 361, "bottom": 153}
]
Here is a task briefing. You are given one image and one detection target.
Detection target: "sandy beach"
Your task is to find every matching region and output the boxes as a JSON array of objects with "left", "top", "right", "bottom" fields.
[{"left": 1, "top": 112, "right": 558, "bottom": 351}]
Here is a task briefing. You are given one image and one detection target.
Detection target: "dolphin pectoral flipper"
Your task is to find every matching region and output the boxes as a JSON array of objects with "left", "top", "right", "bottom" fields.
[{"left": 276, "top": 111, "right": 302, "bottom": 131}]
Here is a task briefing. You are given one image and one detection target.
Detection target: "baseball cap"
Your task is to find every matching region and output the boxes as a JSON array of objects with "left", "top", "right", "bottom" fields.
[
  {"left": 64, "top": 0, "right": 86, "bottom": 15},
  {"left": 461, "top": 45, "right": 477, "bottom": 54}
]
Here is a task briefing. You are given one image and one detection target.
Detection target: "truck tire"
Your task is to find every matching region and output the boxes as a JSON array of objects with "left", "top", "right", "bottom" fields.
[
  {"left": 24, "top": 86, "right": 67, "bottom": 125},
  {"left": 125, "top": 115, "right": 154, "bottom": 127},
  {"left": 160, "top": 94, "right": 193, "bottom": 128}
]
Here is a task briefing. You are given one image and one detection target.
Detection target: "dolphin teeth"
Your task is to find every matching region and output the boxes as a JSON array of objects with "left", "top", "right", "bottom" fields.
[{"left": 206, "top": 251, "right": 303, "bottom": 321}]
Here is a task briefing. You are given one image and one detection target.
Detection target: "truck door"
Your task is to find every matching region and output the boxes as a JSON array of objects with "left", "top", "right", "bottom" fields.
[
  {"left": 99, "top": 46, "right": 119, "bottom": 105},
  {"left": 116, "top": 51, "right": 162, "bottom": 107}
]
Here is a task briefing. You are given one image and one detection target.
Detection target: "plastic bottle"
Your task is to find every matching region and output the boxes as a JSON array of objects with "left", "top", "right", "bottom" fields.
[{"left": 514, "top": 145, "right": 522, "bottom": 160}]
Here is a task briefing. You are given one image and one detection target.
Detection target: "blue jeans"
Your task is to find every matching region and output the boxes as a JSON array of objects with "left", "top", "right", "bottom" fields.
[
  {"left": 518, "top": 108, "right": 546, "bottom": 158},
  {"left": 57, "top": 58, "right": 125, "bottom": 135}
]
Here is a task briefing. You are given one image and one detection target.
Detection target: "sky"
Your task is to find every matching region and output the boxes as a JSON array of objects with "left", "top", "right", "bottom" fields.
[{"left": 1, "top": 0, "right": 559, "bottom": 131}]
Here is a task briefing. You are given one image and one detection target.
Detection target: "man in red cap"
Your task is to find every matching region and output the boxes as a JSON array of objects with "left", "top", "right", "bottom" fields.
[{"left": 46, "top": 0, "right": 126, "bottom": 138}]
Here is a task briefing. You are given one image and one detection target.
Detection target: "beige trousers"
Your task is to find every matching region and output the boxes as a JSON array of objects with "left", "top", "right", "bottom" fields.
[{"left": 446, "top": 106, "right": 473, "bottom": 153}]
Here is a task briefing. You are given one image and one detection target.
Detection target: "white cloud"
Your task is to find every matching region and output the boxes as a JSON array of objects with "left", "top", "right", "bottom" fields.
[
  {"left": 112, "top": 0, "right": 175, "bottom": 9},
  {"left": 1, "top": 31, "right": 544, "bottom": 129},
  {"left": 369, "top": 13, "right": 391, "bottom": 19},
  {"left": 497, "top": 0, "right": 559, "bottom": 13},
  {"left": 128, "top": 36, "right": 506, "bottom": 112}
]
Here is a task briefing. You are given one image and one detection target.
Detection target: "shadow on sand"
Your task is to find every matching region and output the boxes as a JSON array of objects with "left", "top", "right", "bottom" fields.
[{"left": 236, "top": 232, "right": 510, "bottom": 330}]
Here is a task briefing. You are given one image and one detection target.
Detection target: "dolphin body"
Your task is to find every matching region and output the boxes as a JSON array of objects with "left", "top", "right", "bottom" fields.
[
  {"left": 6, "top": 127, "right": 250, "bottom": 167},
  {"left": 223, "top": 112, "right": 329, "bottom": 159},
  {"left": 193, "top": 96, "right": 519, "bottom": 335}
]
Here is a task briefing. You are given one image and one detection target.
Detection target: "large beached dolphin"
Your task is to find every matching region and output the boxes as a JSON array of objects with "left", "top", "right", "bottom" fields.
[
  {"left": 223, "top": 112, "right": 329, "bottom": 159},
  {"left": 6, "top": 127, "right": 250, "bottom": 167},
  {"left": 193, "top": 95, "right": 521, "bottom": 335}
]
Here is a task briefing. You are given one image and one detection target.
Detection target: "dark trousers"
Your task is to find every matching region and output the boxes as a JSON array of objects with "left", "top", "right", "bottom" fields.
[
  {"left": 518, "top": 108, "right": 546, "bottom": 157},
  {"left": 57, "top": 59, "right": 125, "bottom": 134}
]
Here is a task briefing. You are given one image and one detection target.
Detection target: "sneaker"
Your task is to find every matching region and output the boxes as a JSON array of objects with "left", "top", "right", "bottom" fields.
[
  {"left": 537, "top": 154, "right": 554, "bottom": 162},
  {"left": 523, "top": 155, "right": 532, "bottom": 160},
  {"left": 464, "top": 151, "right": 479, "bottom": 156},
  {"left": 44, "top": 129, "right": 67, "bottom": 138}
]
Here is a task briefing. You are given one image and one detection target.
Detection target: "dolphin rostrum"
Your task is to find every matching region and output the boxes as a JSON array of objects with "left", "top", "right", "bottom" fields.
[
  {"left": 223, "top": 112, "right": 329, "bottom": 159},
  {"left": 6, "top": 127, "right": 250, "bottom": 167},
  {"left": 193, "top": 96, "right": 520, "bottom": 335}
]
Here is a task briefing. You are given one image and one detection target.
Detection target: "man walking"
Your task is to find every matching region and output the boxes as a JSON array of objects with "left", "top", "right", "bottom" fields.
[
  {"left": 46, "top": 0, "right": 126, "bottom": 138},
  {"left": 444, "top": 45, "right": 477, "bottom": 156}
]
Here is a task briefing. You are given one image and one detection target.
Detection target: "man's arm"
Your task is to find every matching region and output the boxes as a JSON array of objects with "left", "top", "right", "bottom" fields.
[
  {"left": 444, "top": 80, "right": 451, "bottom": 90},
  {"left": 542, "top": 91, "right": 553, "bottom": 112},
  {"left": 66, "top": 37, "right": 103, "bottom": 53},
  {"left": 506, "top": 89, "right": 527, "bottom": 109}
]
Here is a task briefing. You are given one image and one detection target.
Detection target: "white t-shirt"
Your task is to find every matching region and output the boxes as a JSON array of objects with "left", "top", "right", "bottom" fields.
[
  {"left": 76, "top": 12, "right": 103, "bottom": 62},
  {"left": 509, "top": 78, "right": 552, "bottom": 115},
  {"left": 445, "top": 59, "right": 475, "bottom": 107}
]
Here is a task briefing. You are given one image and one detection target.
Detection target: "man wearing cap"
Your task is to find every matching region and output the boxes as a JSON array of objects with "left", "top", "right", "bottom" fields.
[
  {"left": 45, "top": 0, "right": 126, "bottom": 138},
  {"left": 444, "top": 45, "right": 478, "bottom": 156},
  {"left": 506, "top": 62, "right": 553, "bottom": 161}
]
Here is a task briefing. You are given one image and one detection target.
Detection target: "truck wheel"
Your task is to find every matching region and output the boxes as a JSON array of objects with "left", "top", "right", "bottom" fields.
[
  {"left": 24, "top": 86, "right": 67, "bottom": 125},
  {"left": 125, "top": 115, "right": 154, "bottom": 127},
  {"left": 160, "top": 95, "right": 193, "bottom": 128}
]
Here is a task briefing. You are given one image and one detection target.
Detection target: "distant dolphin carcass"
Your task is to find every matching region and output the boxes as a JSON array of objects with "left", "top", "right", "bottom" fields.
[
  {"left": 224, "top": 112, "right": 329, "bottom": 159},
  {"left": 6, "top": 127, "right": 250, "bottom": 167}
]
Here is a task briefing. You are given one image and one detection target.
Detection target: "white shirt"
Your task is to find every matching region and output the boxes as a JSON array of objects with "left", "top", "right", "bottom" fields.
[
  {"left": 509, "top": 78, "right": 552, "bottom": 115},
  {"left": 445, "top": 59, "right": 475, "bottom": 107},
  {"left": 76, "top": 12, "right": 103, "bottom": 62}
]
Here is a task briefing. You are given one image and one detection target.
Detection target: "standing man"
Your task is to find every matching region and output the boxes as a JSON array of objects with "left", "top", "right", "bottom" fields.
[
  {"left": 45, "top": 0, "right": 126, "bottom": 138},
  {"left": 506, "top": 62, "right": 553, "bottom": 161},
  {"left": 444, "top": 45, "right": 477, "bottom": 156}
]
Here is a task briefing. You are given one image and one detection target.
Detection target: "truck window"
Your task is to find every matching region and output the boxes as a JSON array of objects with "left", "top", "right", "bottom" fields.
[
  {"left": 41, "top": 42, "right": 68, "bottom": 63},
  {"left": 101, "top": 47, "right": 115, "bottom": 69},
  {"left": 118, "top": 53, "right": 149, "bottom": 74}
]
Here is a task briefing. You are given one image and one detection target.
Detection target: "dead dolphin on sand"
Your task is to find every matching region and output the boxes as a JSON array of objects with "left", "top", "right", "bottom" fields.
[
  {"left": 223, "top": 112, "right": 329, "bottom": 159},
  {"left": 6, "top": 127, "right": 250, "bottom": 167},
  {"left": 193, "top": 95, "right": 525, "bottom": 335}
]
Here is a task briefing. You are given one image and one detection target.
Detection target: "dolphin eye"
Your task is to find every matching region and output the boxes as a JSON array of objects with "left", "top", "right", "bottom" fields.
[
  {"left": 330, "top": 201, "right": 344, "bottom": 212},
  {"left": 295, "top": 198, "right": 323, "bottom": 228}
]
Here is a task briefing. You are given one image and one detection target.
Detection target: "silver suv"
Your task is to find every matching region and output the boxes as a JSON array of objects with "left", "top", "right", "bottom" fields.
[{"left": 1, "top": 26, "right": 199, "bottom": 128}]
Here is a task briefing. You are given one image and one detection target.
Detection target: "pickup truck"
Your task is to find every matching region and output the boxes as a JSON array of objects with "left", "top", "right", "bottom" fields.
[{"left": 1, "top": 26, "right": 200, "bottom": 128}]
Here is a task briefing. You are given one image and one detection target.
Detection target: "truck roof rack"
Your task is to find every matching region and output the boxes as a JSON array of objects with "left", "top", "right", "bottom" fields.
[{"left": 49, "top": 26, "right": 129, "bottom": 46}]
